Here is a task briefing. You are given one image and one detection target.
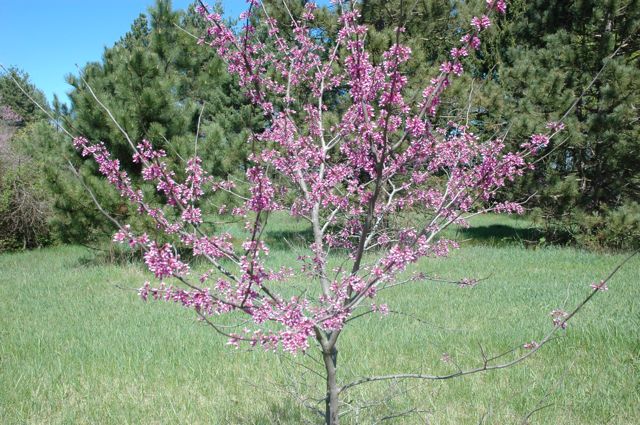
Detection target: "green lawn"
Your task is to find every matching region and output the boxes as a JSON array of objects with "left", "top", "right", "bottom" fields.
[{"left": 1, "top": 215, "right": 638, "bottom": 424}]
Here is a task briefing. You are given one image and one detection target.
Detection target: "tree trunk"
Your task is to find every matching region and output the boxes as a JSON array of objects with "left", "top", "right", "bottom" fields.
[{"left": 323, "top": 345, "right": 339, "bottom": 425}]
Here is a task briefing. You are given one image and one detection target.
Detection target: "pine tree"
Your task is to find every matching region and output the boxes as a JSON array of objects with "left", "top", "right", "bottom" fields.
[
  {"left": 357, "top": 0, "right": 640, "bottom": 249},
  {"left": 51, "top": 0, "right": 257, "bottom": 243},
  {"left": 0, "top": 67, "right": 49, "bottom": 125},
  {"left": 486, "top": 0, "right": 640, "bottom": 248}
]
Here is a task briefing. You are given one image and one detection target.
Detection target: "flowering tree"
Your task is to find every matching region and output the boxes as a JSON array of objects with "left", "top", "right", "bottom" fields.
[{"left": 62, "top": 1, "right": 633, "bottom": 423}]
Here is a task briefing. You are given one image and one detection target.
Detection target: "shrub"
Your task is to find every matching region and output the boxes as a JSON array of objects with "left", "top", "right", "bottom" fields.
[
  {"left": 576, "top": 202, "right": 640, "bottom": 251},
  {"left": 0, "top": 122, "right": 51, "bottom": 251}
]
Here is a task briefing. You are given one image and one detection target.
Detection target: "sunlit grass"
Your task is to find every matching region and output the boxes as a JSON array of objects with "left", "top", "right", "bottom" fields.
[{"left": 1, "top": 215, "right": 638, "bottom": 424}]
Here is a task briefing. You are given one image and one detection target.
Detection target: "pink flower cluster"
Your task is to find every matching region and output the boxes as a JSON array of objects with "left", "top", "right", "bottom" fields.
[
  {"left": 73, "top": 1, "right": 567, "bottom": 353},
  {"left": 144, "top": 242, "right": 188, "bottom": 279},
  {"left": 487, "top": 0, "right": 507, "bottom": 14},
  {"left": 113, "top": 225, "right": 149, "bottom": 247},
  {"left": 550, "top": 309, "right": 569, "bottom": 329},
  {"left": 590, "top": 280, "right": 608, "bottom": 291},
  {"left": 521, "top": 134, "right": 550, "bottom": 153}
]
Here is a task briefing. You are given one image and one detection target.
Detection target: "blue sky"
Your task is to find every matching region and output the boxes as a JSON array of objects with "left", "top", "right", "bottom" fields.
[{"left": 0, "top": 1, "right": 247, "bottom": 105}]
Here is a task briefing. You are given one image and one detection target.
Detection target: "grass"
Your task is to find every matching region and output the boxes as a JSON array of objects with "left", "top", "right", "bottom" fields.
[{"left": 1, "top": 214, "right": 638, "bottom": 424}]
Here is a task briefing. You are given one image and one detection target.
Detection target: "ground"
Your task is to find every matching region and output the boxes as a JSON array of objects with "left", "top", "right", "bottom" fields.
[{"left": 1, "top": 215, "right": 638, "bottom": 424}]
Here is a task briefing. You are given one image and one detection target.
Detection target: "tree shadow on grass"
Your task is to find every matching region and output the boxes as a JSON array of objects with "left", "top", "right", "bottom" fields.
[
  {"left": 458, "top": 224, "right": 545, "bottom": 247},
  {"left": 265, "top": 223, "right": 548, "bottom": 250},
  {"left": 244, "top": 400, "right": 312, "bottom": 424},
  {"left": 265, "top": 227, "right": 352, "bottom": 255},
  {"left": 264, "top": 227, "right": 315, "bottom": 251}
]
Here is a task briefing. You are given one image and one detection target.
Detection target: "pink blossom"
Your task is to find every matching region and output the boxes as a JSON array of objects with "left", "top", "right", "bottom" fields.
[
  {"left": 487, "top": 0, "right": 507, "bottom": 14},
  {"left": 470, "top": 36, "right": 481, "bottom": 50},
  {"left": 521, "top": 134, "right": 550, "bottom": 153},
  {"left": 551, "top": 309, "right": 569, "bottom": 329},
  {"left": 590, "top": 280, "right": 608, "bottom": 291},
  {"left": 440, "top": 61, "right": 453, "bottom": 74},
  {"left": 471, "top": 15, "right": 491, "bottom": 31},
  {"left": 371, "top": 303, "right": 389, "bottom": 315},
  {"left": 546, "top": 121, "right": 565, "bottom": 132},
  {"left": 181, "top": 205, "right": 203, "bottom": 225},
  {"left": 452, "top": 62, "right": 464, "bottom": 76},
  {"left": 457, "top": 278, "right": 479, "bottom": 288},
  {"left": 494, "top": 202, "right": 525, "bottom": 215},
  {"left": 113, "top": 225, "right": 132, "bottom": 243},
  {"left": 450, "top": 47, "right": 468, "bottom": 59},
  {"left": 72, "top": 1, "right": 567, "bottom": 356},
  {"left": 144, "top": 242, "right": 188, "bottom": 279}
]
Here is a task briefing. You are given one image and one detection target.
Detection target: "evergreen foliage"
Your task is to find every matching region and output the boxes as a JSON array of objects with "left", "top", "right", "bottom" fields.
[
  {"left": 359, "top": 0, "right": 640, "bottom": 249},
  {"left": 3, "top": 0, "right": 638, "bottom": 250},
  {"left": 0, "top": 67, "right": 48, "bottom": 126},
  {"left": 495, "top": 0, "right": 640, "bottom": 249},
  {"left": 54, "top": 0, "right": 257, "bottom": 243}
]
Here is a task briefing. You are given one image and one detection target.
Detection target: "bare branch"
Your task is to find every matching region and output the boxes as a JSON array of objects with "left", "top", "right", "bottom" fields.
[{"left": 339, "top": 249, "right": 638, "bottom": 394}]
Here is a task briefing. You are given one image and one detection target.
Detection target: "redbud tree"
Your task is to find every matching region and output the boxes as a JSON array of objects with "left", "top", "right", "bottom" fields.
[{"left": 68, "top": 1, "right": 625, "bottom": 423}]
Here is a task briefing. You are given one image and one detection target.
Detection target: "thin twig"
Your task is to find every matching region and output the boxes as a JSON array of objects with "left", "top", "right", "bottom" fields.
[{"left": 339, "top": 249, "right": 638, "bottom": 394}]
